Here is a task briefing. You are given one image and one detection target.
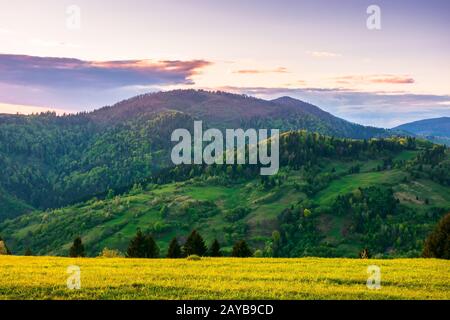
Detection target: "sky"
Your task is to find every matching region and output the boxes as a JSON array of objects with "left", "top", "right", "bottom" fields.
[{"left": 0, "top": 0, "right": 449, "bottom": 127}]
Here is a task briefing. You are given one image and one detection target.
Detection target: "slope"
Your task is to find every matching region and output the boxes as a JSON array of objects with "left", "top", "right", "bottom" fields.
[
  {"left": 0, "top": 90, "right": 390, "bottom": 220},
  {"left": 1, "top": 133, "right": 448, "bottom": 258}
]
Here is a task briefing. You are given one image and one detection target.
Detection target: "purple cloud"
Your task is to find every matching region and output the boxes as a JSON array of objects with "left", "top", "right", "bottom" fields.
[
  {"left": 0, "top": 54, "right": 211, "bottom": 89},
  {"left": 332, "top": 74, "right": 415, "bottom": 85},
  {"left": 0, "top": 54, "right": 211, "bottom": 111},
  {"left": 217, "top": 86, "right": 450, "bottom": 128},
  {"left": 233, "top": 67, "right": 288, "bottom": 74}
]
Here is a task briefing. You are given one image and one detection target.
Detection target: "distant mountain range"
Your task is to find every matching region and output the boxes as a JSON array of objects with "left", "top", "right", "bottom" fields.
[{"left": 394, "top": 117, "right": 450, "bottom": 145}]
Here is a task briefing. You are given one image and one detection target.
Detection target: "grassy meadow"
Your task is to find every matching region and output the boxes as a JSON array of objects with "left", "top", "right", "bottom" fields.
[{"left": 0, "top": 255, "right": 449, "bottom": 300}]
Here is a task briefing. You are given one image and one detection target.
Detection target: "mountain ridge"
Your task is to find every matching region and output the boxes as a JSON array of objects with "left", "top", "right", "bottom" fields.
[
  {"left": 394, "top": 117, "right": 450, "bottom": 146},
  {"left": 87, "top": 89, "right": 388, "bottom": 138},
  {"left": 394, "top": 117, "right": 450, "bottom": 135},
  {"left": 0, "top": 89, "right": 421, "bottom": 220}
]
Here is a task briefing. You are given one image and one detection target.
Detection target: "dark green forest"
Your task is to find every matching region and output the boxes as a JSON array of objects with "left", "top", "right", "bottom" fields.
[{"left": 0, "top": 90, "right": 449, "bottom": 258}]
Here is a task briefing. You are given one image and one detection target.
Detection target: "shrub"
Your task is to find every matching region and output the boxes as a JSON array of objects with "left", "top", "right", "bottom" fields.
[
  {"left": 100, "top": 247, "right": 123, "bottom": 258},
  {"left": 0, "top": 239, "right": 10, "bottom": 255},
  {"left": 253, "top": 249, "right": 263, "bottom": 257},
  {"left": 187, "top": 254, "right": 201, "bottom": 261},
  {"left": 224, "top": 207, "right": 251, "bottom": 222},
  {"left": 359, "top": 248, "right": 370, "bottom": 259}
]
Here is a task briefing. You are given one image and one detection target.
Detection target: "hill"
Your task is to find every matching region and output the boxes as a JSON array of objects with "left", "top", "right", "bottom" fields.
[
  {"left": 0, "top": 110, "right": 191, "bottom": 218},
  {"left": 394, "top": 117, "right": 450, "bottom": 145},
  {"left": 0, "top": 90, "right": 389, "bottom": 220},
  {"left": 1, "top": 131, "right": 449, "bottom": 258}
]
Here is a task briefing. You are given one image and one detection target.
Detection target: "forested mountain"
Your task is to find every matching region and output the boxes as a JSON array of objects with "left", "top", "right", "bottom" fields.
[
  {"left": 91, "top": 90, "right": 387, "bottom": 138},
  {"left": 1, "top": 90, "right": 449, "bottom": 259},
  {"left": 0, "top": 110, "right": 191, "bottom": 218},
  {"left": 271, "top": 96, "right": 384, "bottom": 138},
  {"left": 394, "top": 117, "right": 450, "bottom": 146},
  {"left": 0, "top": 90, "right": 388, "bottom": 220},
  {"left": 1, "top": 131, "right": 449, "bottom": 257}
]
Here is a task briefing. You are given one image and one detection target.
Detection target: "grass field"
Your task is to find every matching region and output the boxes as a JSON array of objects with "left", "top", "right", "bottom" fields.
[{"left": 0, "top": 256, "right": 449, "bottom": 300}]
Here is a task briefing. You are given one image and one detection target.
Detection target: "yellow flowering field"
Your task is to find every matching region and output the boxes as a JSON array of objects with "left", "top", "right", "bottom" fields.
[{"left": 0, "top": 256, "right": 449, "bottom": 300}]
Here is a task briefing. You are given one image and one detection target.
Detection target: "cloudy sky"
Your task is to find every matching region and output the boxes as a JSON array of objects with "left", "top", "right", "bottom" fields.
[{"left": 0, "top": 0, "right": 449, "bottom": 127}]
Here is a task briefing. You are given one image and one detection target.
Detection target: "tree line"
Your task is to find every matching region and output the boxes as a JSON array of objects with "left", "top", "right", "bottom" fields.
[
  {"left": 2, "top": 212, "right": 449, "bottom": 259},
  {"left": 70, "top": 229, "right": 253, "bottom": 258},
  {"left": 10, "top": 229, "right": 253, "bottom": 259}
]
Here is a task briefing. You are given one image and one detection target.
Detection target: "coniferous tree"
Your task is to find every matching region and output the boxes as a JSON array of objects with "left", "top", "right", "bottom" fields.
[
  {"left": 69, "top": 237, "right": 85, "bottom": 257},
  {"left": 127, "top": 229, "right": 146, "bottom": 258},
  {"left": 209, "top": 239, "right": 222, "bottom": 257},
  {"left": 183, "top": 230, "right": 207, "bottom": 256},
  {"left": 232, "top": 240, "right": 253, "bottom": 257},
  {"left": 145, "top": 234, "right": 160, "bottom": 258},
  {"left": 423, "top": 213, "right": 450, "bottom": 259},
  {"left": 127, "top": 229, "right": 159, "bottom": 258},
  {"left": 167, "top": 237, "right": 182, "bottom": 258}
]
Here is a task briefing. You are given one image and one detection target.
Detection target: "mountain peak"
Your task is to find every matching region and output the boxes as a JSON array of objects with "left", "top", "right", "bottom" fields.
[
  {"left": 86, "top": 89, "right": 387, "bottom": 138},
  {"left": 271, "top": 96, "right": 306, "bottom": 103}
]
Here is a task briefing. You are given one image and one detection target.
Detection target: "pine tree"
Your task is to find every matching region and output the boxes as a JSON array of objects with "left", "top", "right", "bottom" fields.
[
  {"left": 232, "top": 240, "right": 253, "bottom": 257},
  {"left": 423, "top": 213, "right": 450, "bottom": 259},
  {"left": 127, "top": 229, "right": 159, "bottom": 258},
  {"left": 69, "top": 237, "right": 85, "bottom": 257},
  {"left": 145, "top": 234, "right": 159, "bottom": 258},
  {"left": 167, "top": 237, "right": 182, "bottom": 258},
  {"left": 209, "top": 239, "right": 222, "bottom": 257},
  {"left": 127, "top": 229, "right": 146, "bottom": 258},
  {"left": 183, "top": 230, "right": 207, "bottom": 256}
]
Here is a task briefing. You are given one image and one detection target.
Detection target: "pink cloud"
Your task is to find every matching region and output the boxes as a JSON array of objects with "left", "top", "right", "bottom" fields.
[
  {"left": 233, "top": 67, "right": 288, "bottom": 74},
  {"left": 0, "top": 54, "right": 212, "bottom": 89},
  {"left": 0, "top": 54, "right": 212, "bottom": 110},
  {"left": 333, "top": 74, "right": 415, "bottom": 85},
  {"left": 307, "top": 51, "right": 342, "bottom": 58}
]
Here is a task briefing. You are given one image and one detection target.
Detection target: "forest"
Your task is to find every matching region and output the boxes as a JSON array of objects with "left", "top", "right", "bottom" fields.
[{"left": 1, "top": 125, "right": 449, "bottom": 258}]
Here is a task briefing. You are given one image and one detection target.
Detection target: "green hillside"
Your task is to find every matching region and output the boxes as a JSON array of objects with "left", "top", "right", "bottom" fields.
[
  {"left": 0, "top": 110, "right": 192, "bottom": 218},
  {"left": 2, "top": 132, "right": 448, "bottom": 258},
  {"left": 0, "top": 90, "right": 389, "bottom": 220},
  {"left": 1, "top": 91, "right": 448, "bottom": 259}
]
